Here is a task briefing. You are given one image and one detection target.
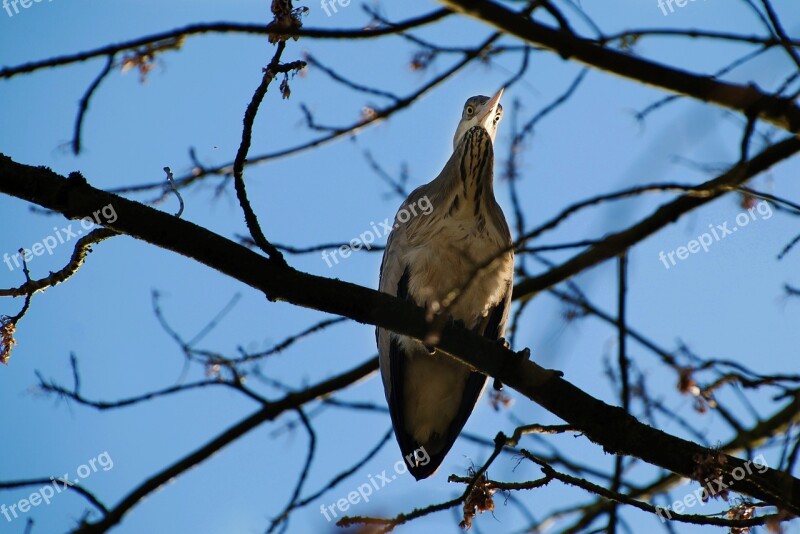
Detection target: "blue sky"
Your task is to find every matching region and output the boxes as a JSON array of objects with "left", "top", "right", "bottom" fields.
[{"left": 2, "top": 1, "right": 800, "bottom": 533}]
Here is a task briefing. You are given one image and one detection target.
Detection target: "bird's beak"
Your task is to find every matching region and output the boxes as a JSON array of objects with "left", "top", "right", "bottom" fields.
[{"left": 477, "top": 88, "right": 504, "bottom": 130}]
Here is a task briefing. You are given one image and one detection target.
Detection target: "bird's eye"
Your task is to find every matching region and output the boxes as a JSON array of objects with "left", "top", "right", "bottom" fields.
[
  {"left": 493, "top": 114, "right": 501, "bottom": 124},
  {"left": 465, "top": 105, "right": 474, "bottom": 116}
]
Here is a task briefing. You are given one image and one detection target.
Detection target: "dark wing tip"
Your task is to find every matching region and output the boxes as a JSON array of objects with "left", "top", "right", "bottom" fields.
[
  {"left": 395, "top": 370, "right": 488, "bottom": 482},
  {"left": 408, "top": 456, "right": 444, "bottom": 480}
]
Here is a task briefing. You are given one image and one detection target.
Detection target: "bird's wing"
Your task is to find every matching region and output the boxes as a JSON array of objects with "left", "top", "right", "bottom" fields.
[
  {"left": 377, "top": 186, "right": 435, "bottom": 396},
  {"left": 378, "top": 200, "right": 454, "bottom": 479},
  {"left": 377, "top": 228, "right": 406, "bottom": 397},
  {"left": 377, "top": 229, "right": 427, "bottom": 475},
  {"left": 387, "top": 269, "right": 433, "bottom": 476}
]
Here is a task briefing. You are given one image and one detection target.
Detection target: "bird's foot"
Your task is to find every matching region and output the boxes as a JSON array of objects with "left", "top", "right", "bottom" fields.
[
  {"left": 424, "top": 317, "right": 467, "bottom": 355},
  {"left": 423, "top": 305, "right": 453, "bottom": 349},
  {"left": 494, "top": 347, "right": 532, "bottom": 391}
]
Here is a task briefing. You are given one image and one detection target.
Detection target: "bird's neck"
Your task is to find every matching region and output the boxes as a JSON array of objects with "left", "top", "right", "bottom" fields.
[{"left": 437, "top": 126, "right": 497, "bottom": 220}]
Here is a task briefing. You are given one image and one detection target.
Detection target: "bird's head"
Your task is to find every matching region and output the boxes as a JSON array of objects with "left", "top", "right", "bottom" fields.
[{"left": 452, "top": 88, "right": 504, "bottom": 151}]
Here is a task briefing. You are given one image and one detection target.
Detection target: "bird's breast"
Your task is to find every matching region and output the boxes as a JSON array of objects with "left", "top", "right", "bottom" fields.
[{"left": 404, "top": 216, "right": 512, "bottom": 328}]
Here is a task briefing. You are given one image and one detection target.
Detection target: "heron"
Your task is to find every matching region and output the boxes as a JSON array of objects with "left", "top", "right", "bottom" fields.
[{"left": 377, "top": 89, "right": 514, "bottom": 480}]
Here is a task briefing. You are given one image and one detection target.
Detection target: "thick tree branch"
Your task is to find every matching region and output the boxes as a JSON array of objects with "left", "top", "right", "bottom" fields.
[{"left": 1, "top": 153, "right": 799, "bottom": 522}]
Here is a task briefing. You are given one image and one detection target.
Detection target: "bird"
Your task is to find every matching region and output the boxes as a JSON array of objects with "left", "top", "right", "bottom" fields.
[{"left": 377, "top": 89, "right": 514, "bottom": 480}]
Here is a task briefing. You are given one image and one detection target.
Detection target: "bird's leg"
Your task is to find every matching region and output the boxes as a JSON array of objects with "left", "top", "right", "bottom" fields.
[
  {"left": 493, "top": 340, "right": 528, "bottom": 391},
  {"left": 423, "top": 322, "right": 445, "bottom": 353},
  {"left": 423, "top": 313, "right": 474, "bottom": 356},
  {"left": 423, "top": 301, "right": 449, "bottom": 353}
]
